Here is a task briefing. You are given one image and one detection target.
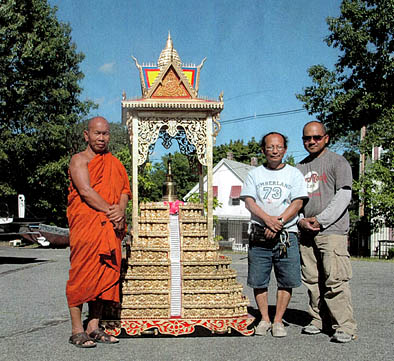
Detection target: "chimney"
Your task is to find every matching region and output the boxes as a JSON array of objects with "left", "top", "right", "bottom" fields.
[
  {"left": 227, "top": 151, "right": 234, "bottom": 160},
  {"left": 251, "top": 157, "right": 258, "bottom": 166}
]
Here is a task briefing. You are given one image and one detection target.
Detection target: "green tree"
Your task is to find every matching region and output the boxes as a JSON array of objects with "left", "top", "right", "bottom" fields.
[
  {"left": 0, "top": 0, "right": 94, "bottom": 225},
  {"left": 296, "top": 0, "right": 394, "bottom": 228},
  {"left": 213, "top": 137, "right": 265, "bottom": 166},
  {"left": 284, "top": 154, "right": 295, "bottom": 166},
  {"left": 114, "top": 146, "right": 159, "bottom": 204}
]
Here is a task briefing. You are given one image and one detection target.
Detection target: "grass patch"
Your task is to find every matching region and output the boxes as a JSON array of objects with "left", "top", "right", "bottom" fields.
[{"left": 351, "top": 256, "right": 394, "bottom": 262}]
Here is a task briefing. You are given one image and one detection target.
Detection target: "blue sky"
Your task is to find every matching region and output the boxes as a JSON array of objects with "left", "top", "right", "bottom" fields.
[{"left": 49, "top": 0, "right": 342, "bottom": 162}]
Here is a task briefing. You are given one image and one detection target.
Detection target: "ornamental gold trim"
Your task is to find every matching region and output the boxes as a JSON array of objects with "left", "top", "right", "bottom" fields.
[{"left": 137, "top": 117, "right": 207, "bottom": 166}]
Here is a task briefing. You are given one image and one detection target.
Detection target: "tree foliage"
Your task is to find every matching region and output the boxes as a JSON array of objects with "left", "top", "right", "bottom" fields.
[
  {"left": 297, "top": 0, "right": 394, "bottom": 228},
  {"left": 213, "top": 137, "right": 295, "bottom": 167},
  {"left": 0, "top": 0, "right": 94, "bottom": 225},
  {"left": 143, "top": 153, "right": 199, "bottom": 201},
  {"left": 297, "top": 0, "right": 394, "bottom": 139},
  {"left": 213, "top": 138, "right": 264, "bottom": 166}
]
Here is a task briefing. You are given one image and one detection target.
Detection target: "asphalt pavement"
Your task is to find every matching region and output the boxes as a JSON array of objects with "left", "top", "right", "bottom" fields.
[{"left": 0, "top": 243, "right": 393, "bottom": 361}]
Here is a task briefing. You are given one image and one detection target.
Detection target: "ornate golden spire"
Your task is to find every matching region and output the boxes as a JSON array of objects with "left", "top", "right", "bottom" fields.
[{"left": 157, "top": 32, "right": 182, "bottom": 68}]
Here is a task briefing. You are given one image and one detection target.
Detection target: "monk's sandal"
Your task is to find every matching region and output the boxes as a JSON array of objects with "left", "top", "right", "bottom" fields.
[
  {"left": 69, "top": 332, "right": 96, "bottom": 348},
  {"left": 89, "top": 328, "right": 119, "bottom": 344}
]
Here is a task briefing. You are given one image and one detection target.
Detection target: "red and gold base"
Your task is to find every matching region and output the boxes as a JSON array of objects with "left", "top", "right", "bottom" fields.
[{"left": 102, "top": 315, "right": 255, "bottom": 337}]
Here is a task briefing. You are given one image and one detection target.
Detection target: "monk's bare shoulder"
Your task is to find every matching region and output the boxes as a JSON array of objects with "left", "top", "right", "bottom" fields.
[
  {"left": 69, "top": 151, "right": 90, "bottom": 170},
  {"left": 68, "top": 151, "right": 93, "bottom": 191}
]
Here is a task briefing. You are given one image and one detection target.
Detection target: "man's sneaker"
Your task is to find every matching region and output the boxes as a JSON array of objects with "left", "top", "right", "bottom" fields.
[
  {"left": 255, "top": 320, "right": 272, "bottom": 336},
  {"left": 272, "top": 322, "right": 287, "bottom": 337},
  {"left": 302, "top": 324, "right": 321, "bottom": 335},
  {"left": 330, "top": 330, "right": 357, "bottom": 343}
]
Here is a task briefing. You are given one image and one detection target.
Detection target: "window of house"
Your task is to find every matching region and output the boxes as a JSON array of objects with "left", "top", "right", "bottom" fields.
[
  {"left": 231, "top": 198, "right": 240, "bottom": 206},
  {"left": 218, "top": 221, "right": 228, "bottom": 240},
  {"left": 229, "top": 185, "right": 241, "bottom": 206}
]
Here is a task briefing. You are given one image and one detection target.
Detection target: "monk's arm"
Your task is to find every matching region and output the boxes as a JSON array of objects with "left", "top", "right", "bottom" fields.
[
  {"left": 107, "top": 193, "right": 129, "bottom": 222},
  {"left": 69, "top": 154, "right": 110, "bottom": 213}
]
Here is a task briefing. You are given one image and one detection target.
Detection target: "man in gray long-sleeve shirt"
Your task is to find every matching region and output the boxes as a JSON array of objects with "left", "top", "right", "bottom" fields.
[{"left": 296, "top": 121, "right": 357, "bottom": 343}]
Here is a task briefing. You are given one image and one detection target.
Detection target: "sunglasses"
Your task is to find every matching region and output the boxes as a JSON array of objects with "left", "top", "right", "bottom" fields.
[{"left": 302, "top": 135, "right": 326, "bottom": 142}]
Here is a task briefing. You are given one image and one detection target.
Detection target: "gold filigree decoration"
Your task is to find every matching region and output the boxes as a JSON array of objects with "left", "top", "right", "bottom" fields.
[
  {"left": 138, "top": 118, "right": 207, "bottom": 166},
  {"left": 130, "top": 251, "right": 168, "bottom": 262},
  {"left": 123, "top": 279, "right": 170, "bottom": 291},
  {"left": 133, "top": 237, "right": 169, "bottom": 248},
  {"left": 120, "top": 309, "right": 170, "bottom": 319},
  {"left": 183, "top": 251, "right": 217, "bottom": 262},
  {"left": 126, "top": 266, "right": 169, "bottom": 276},
  {"left": 183, "top": 307, "right": 248, "bottom": 319},
  {"left": 213, "top": 114, "right": 221, "bottom": 140},
  {"left": 123, "top": 294, "right": 169, "bottom": 306},
  {"left": 152, "top": 69, "right": 190, "bottom": 98},
  {"left": 183, "top": 292, "right": 245, "bottom": 305},
  {"left": 138, "top": 223, "right": 169, "bottom": 234},
  {"left": 167, "top": 120, "right": 178, "bottom": 137},
  {"left": 183, "top": 279, "right": 240, "bottom": 290},
  {"left": 102, "top": 317, "right": 255, "bottom": 337}
]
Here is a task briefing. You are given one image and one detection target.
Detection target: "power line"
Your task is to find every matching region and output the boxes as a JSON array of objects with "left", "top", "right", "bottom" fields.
[
  {"left": 221, "top": 108, "right": 306, "bottom": 125},
  {"left": 226, "top": 90, "right": 271, "bottom": 102}
]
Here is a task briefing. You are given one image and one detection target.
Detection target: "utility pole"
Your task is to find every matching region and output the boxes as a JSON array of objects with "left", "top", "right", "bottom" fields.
[
  {"left": 358, "top": 125, "right": 367, "bottom": 255},
  {"left": 359, "top": 125, "right": 366, "bottom": 218}
]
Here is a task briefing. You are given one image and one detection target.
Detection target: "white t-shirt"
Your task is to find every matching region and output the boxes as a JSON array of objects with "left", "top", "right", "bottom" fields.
[{"left": 240, "top": 164, "right": 308, "bottom": 232}]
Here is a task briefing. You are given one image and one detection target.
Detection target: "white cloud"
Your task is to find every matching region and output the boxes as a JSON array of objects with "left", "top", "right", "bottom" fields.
[
  {"left": 99, "top": 62, "right": 115, "bottom": 73},
  {"left": 94, "top": 96, "right": 105, "bottom": 105}
]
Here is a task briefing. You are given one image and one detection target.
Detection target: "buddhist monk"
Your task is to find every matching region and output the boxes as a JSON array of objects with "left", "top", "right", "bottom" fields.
[{"left": 66, "top": 116, "right": 131, "bottom": 348}]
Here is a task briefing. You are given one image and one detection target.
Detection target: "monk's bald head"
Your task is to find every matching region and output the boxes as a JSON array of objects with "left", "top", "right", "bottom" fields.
[
  {"left": 84, "top": 116, "right": 110, "bottom": 154},
  {"left": 87, "top": 116, "right": 109, "bottom": 131}
]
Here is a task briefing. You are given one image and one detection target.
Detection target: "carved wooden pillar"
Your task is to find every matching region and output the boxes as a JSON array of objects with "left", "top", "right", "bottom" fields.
[
  {"left": 206, "top": 114, "right": 213, "bottom": 242},
  {"left": 130, "top": 113, "right": 140, "bottom": 243}
]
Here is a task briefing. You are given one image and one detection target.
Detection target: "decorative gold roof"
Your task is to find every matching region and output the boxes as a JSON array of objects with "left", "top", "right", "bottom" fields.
[
  {"left": 130, "top": 34, "right": 207, "bottom": 98},
  {"left": 122, "top": 98, "right": 223, "bottom": 111},
  {"left": 157, "top": 32, "right": 182, "bottom": 68}
]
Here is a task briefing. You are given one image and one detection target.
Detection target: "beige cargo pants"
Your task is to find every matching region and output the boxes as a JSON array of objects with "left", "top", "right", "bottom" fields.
[{"left": 300, "top": 234, "right": 357, "bottom": 336}]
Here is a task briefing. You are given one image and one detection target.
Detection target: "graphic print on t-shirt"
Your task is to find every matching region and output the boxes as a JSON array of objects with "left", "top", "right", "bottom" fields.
[
  {"left": 304, "top": 171, "right": 328, "bottom": 194},
  {"left": 256, "top": 181, "right": 291, "bottom": 211}
]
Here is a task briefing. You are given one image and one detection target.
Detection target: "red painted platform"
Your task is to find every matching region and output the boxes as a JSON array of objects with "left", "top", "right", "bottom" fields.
[{"left": 102, "top": 315, "right": 255, "bottom": 337}]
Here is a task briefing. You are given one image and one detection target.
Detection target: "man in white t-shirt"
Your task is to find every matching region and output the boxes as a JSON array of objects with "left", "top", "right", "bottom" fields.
[{"left": 240, "top": 132, "right": 308, "bottom": 337}]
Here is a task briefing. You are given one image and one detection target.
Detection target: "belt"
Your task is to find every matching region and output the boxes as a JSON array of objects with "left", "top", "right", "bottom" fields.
[{"left": 249, "top": 223, "right": 295, "bottom": 242}]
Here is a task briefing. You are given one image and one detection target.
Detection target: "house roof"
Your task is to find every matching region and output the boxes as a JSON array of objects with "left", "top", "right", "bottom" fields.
[
  {"left": 219, "top": 158, "right": 255, "bottom": 182},
  {"left": 184, "top": 158, "right": 256, "bottom": 199}
]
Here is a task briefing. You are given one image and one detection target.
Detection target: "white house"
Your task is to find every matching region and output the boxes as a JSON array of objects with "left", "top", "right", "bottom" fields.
[{"left": 184, "top": 157, "right": 256, "bottom": 244}]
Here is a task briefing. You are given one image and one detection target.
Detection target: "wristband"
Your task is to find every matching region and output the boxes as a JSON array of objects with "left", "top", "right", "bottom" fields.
[{"left": 278, "top": 217, "right": 284, "bottom": 225}]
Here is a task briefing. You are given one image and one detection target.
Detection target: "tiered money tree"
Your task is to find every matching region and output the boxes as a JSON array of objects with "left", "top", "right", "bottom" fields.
[{"left": 103, "top": 34, "right": 254, "bottom": 336}]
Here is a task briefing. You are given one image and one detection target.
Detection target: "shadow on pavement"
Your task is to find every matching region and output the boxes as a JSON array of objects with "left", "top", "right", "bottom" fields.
[
  {"left": 0, "top": 256, "right": 48, "bottom": 265},
  {"left": 248, "top": 305, "right": 311, "bottom": 327}
]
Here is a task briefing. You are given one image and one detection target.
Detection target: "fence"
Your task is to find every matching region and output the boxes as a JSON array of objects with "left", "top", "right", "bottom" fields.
[
  {"left": 216, "top": 219, "right": 249, "bottom": 252},
  {"left": 377, "top": 240, "right": 394, "bottom": 259}
]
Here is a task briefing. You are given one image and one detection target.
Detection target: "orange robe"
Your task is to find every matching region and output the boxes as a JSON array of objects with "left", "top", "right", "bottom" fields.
[{"left": 66, "top": 153, "right": 131, "bottom": 308}]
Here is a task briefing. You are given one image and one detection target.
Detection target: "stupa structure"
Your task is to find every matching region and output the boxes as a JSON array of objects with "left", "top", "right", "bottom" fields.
[{"left": 103, "top": 34, "right": 254, "bottom": 336}]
